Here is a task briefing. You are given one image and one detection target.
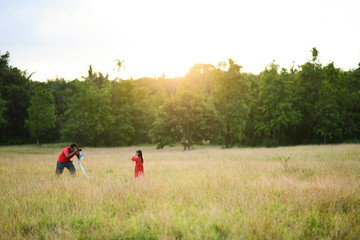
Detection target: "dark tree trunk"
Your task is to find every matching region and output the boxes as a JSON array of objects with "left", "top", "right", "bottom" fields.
[
  {"left": 273, "top": 129, "right": 276, "bottom": 142},
  {"left": 225, "top": 124, "right": 231, "bottom": 148}
]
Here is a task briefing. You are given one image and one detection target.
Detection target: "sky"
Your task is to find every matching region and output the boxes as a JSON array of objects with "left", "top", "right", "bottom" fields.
[{"left": 1, "top": 0, "right": 360, "bottom": 81}]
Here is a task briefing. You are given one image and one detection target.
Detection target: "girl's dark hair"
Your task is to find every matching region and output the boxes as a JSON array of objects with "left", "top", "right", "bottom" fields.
[{"left": 136, "top": 150, "right": 144, "bottom": 163}]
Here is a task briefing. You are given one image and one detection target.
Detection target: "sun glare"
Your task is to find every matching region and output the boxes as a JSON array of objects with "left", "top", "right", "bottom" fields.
[{"left": 3, "top": 0, "right": 360, "bottom": 81}]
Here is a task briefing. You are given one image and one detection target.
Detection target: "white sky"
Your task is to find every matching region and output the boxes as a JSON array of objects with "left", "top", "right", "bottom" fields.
[{"left": 1, "top": 0, "right": 360, "bottom": 81}]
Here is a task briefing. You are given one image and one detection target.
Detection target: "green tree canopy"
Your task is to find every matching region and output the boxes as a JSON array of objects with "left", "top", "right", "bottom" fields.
[
  {"left": 0, "top": 51, "right": 31, "bottom": 144},
  {"left": 211, "top": 59, "right": 249, "bottom": 148},
  {"left": 150, "top": 89, "right": 220, "bottom": 150},
  {"left": 25, "top": 86, "right": 56, "bottom": 144},
  {"left": 314, "top": 62, "right": 349, "bottom": 143},
  {"left": 0, "top": 96, "right": 6, "bottom": 128},
  {"left": 61, "top": 75, "right": 114, "bottom": 146},
  {"left": 255, "top": 62, "right": 302, "bottom": 145},
  {"left": 294, "top": 47, "right": 323, "bottom": 143},
  {"left": 1, "top": 48, "right": 360, "bottom": 147}
]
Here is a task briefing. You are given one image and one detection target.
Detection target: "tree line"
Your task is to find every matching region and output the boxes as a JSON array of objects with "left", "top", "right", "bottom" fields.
[{"left": 0, "top": 48, "right": 359, "bottom": 149}]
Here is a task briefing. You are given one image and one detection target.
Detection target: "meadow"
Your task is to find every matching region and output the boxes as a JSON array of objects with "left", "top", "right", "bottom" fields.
[{"left": 0, "top": 144, "right": 359, "bottom": 239}]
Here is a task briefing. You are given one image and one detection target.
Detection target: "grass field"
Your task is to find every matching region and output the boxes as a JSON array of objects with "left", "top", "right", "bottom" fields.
[{"left": 0, "top": 144, "right": 359, "bottom": 239}]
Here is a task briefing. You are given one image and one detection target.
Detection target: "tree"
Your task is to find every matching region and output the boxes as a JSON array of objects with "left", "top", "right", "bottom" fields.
[
  {"left": 109, "top": 80, "right": 136, "bottom": 145},
  {"left": 242, "top": 73, "right": 261, "bottom": 146},
  {"left": 25, "top": 86, "right": 56, "bottom": 144},
  {"left": 85, "top": 65, "right": 110, "bottom": 89},
  {"left": 315, "top": 62, "right": 348, "bottom": 143},
  {"left": 211, "top": 59, "right": 250, "bottom": 147},
  {"left": 114, "top": 59, "right": 125, "bottom": 72},
  {"left": 61, "top": 74, "right": 114, "bottom": 146},
  {"left": 131, "top": 86, "right": 157, "bottom": 144},
  {"left": 294, "top": 47, "right": 323, "bottom": 143},
  {"left": 254, "top": 62, "right": 301, "bottom": 145},
  {"left": 182, "top": 63, "right": 216, "bottom": 97},
  {"left": 150, "top": 89, "right": 220, "bottom": 150},
  {"left": 0, "top": 96, "right": 6, "bottom": 128},
  {"left": 0, "top": 51, "right": 31, "bottom": 144},
  {"left": 343, "top": 63, "right": 360, "bottom": 140},
  {"left": 45, "top": 78, "right": 78, "bottom": 142}
]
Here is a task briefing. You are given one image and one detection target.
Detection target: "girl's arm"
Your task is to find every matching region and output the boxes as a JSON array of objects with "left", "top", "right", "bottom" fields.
[{"left": 131, "top": 156, "right": 137, "bottom": 161}]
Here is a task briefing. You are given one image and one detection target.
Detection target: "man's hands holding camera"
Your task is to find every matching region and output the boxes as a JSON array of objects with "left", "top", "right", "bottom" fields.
[{"left": 71, "top": 147, "right": 82, "bottom": 155}]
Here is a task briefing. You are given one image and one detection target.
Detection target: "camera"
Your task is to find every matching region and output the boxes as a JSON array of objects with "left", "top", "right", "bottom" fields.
[{"left": 77, "top": 147, "right": 82, "bottom": 151}]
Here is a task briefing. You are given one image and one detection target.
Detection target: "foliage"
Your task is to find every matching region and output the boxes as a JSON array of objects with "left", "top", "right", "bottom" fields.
[
  {"left": 181, "top": 63, "right": 216, "bottom": 96},
  {"left": 150, "top": 89, "right": 221, "bottom": 150},
  {"left": 45, "top": 78, "right": 78, "bottom": 142},
  {"left": 61, "top": 74, "right": 114, "bottom": 146},
  {"left": 342, "top": 63, "right": 360, "bottom": 141},
  {"left": 1, "top": 48, "right": 360, "bottom": 147},
  {"left": 25, "top": 86, "right": 56, "bottom": 144},
  {"left": 211, "top": 59, "right": 250, "bottom": 147},
  {"left": 109, "top": 80, "right": 136, "bottom": 145},
  {"left": 0, "top": 51, "right": 31, "bottom": 144},
  {"left": 293, "top": 48, "right": 323, "bottom": 143},
  {"left": 314, "top": 63, "right": 345, "bottom": 143},
  {"left": 255, "top": 62, "right": 302, "bottom": 145},
  {"left": 0, "top": 96, "right": 6, "bottom": 128}
]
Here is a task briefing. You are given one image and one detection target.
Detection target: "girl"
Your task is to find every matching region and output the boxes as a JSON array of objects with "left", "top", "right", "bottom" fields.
[{"left": 131, "top": 150, "right": 144, "bottom": 178}]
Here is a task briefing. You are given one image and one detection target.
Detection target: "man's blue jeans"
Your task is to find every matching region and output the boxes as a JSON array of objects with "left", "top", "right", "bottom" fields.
[{"left": 56, "top": 161, "right": 76, "bottom": 176}]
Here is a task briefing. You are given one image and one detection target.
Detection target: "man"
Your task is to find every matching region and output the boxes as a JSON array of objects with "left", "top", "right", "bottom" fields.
[{"left": 56, "top": 143, "right": 80, "bottom": 176}]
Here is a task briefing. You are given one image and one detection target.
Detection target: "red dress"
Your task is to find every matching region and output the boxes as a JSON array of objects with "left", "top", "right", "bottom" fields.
[{"left": 131, "top": 156, "right": 144, "bottom": 178}]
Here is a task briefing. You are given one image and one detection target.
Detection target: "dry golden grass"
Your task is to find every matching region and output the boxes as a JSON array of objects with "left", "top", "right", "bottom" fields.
[{"left": 0, "top": 144, "right": 359, "bottom": 239}]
